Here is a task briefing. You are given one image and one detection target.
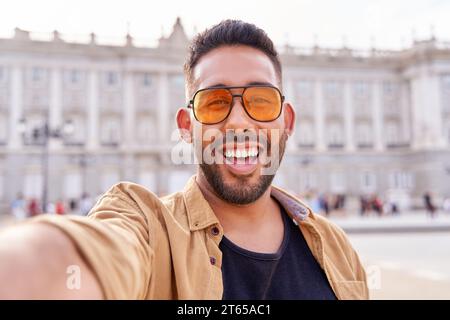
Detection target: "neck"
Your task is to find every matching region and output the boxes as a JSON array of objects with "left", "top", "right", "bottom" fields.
[{"left": 196, "top": 170, "right": 280, "bottom": 235}]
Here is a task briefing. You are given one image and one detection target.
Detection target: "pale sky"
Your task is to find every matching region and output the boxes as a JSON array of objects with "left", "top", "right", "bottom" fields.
[{"left": 1, "top": 0, "right": 450, "bottom": 50}]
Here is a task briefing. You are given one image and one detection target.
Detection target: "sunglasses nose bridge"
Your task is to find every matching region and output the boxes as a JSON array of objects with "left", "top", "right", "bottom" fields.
[
  {"left": 230, "top": 93, "right": 244, "bottom": 108},
  {"left": 225, "top": 94, "right": 255, "bottom": 127}
]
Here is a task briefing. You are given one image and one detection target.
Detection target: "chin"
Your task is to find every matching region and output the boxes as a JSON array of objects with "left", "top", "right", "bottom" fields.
[{"left": 201, "top": 163, "right": 275, "bottom": 205}]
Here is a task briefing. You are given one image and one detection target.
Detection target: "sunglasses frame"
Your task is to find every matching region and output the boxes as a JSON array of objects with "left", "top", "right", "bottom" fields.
[{"left": 186, "top": 85, "right": 285, "bottom": 125}]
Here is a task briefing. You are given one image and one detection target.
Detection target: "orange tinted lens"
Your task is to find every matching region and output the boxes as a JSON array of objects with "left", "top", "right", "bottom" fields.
[
  {"left": 243, "top": 87, "right": 282, "bottom": 121},
  {"left": 194, "top": 89, "right": 232, "bottom": 124}
]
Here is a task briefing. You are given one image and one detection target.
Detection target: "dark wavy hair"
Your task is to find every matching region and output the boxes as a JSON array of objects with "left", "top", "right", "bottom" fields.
[{"left": 184, "top": 19, "right": 282, "bottom": 95}]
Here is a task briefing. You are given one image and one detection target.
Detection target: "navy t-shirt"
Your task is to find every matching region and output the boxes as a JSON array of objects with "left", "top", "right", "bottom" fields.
[{"left": 220, "top": 204, "right": 337, "bottom": 300}]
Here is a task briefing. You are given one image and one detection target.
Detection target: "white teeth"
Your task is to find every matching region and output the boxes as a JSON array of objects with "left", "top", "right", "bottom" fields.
[{"left": 224, "top": 148, "right": 259, "bottom": 158}]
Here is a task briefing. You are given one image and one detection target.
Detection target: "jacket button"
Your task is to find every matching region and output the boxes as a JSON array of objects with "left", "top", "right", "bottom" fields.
[
  {"left": 210, "top": 256, "right": 216, "bottom": 265},
  {"left": 211, "top": 226, "right": 220, "bottom": 236}
]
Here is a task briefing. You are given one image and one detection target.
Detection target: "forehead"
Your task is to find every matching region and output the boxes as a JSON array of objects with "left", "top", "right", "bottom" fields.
[{"left": 192, "top": 45, "right": 278, "bottom": 90}]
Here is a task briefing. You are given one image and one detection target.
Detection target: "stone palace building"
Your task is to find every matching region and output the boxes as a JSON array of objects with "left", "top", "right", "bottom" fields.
[{"left": 0, "top": 18, "right": 449, "bottom": 212}]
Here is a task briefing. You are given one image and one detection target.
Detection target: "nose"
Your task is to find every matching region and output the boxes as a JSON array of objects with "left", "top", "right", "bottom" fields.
[{"left": 224, "top": 95, "right": 256, "bottom": 131}]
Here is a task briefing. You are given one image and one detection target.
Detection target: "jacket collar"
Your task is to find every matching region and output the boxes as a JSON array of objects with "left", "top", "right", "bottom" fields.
[{"left": 183, "top": 175, "right": 311, "bottom": 231}]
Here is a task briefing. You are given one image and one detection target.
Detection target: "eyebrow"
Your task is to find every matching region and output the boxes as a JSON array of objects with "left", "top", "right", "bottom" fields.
[{"left": 206, "top": 81, "right": 274, "bottom": 89}]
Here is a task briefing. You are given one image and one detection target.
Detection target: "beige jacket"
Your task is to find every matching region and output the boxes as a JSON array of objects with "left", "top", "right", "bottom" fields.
[{"left": 34, "top": 175, "right": 369, "bottom": 300}]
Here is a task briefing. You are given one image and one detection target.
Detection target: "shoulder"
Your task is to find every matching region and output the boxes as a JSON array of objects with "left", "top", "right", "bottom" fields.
[
  {"left": 97, "top": 182, "right": 188, "bottom": 226},
  {"left": 98, "top": 182, "right": 169, "bottom": 213}
]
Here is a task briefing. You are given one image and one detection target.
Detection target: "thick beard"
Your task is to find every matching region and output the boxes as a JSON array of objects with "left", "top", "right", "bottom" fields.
[{"left": 199, "top": 132, "right": 288, "bottom": 205}]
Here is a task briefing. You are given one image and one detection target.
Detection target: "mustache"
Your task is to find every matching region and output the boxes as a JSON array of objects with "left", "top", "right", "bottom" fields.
[{"left": 206, "top": 129, "right": 271, "bottom": 152}]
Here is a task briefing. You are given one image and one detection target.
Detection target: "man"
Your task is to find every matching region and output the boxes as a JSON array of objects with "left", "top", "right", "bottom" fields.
[{"left": 0, "top": 20, "right": 368, "bottom": 299}]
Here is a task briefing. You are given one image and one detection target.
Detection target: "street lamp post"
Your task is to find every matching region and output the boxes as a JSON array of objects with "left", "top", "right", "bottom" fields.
[
  {"left": 69, "top": 153, "right": 95, "bottom": 199},
  {"left": 19, "top": 117, "right": 74, "bottom": 213}
]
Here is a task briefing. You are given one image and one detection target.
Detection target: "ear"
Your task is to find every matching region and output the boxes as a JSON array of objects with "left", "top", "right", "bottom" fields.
[
  {"left": 176, "top": 108, "right": 193, "bottom": 143},
  {"left": 283, "top": 102, "right": 296, "bottom": 137}
]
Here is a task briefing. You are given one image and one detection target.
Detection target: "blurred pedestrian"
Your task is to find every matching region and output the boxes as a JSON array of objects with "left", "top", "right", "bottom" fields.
[
  {"left": 360, "top": 196, "right": 369, "bottom": 216},
  {"left": 55, "top": 200, "right": 66, "bottom": 215},
  {"left": 391, "top": 202, "right": 399, "bottom": 215},
  {"left": 28, "top": 198, "right": 41, "bottom": 217},
  {"left": 424, "top": 192, "right": 436, "bottom": 218},
  {"left": 11, "top": 193, "right": 27, "bottom": 220},
  {"left": 330, "top": 194, "right": 345, "bottom": 216},
  {"left": 69, "top": 199, "right": 78, "bottom": 214},
  {"left": 371, "top": 195, "right": 383, "bottom": 217},
  {"left": 443, "top": 197, "right": 450, "bottom": 213},
  {"left": 80, "top": 193, "right": 93, "bottom": 216},
  {"left": 308, "top": 191, "right": 321, "bottom": 214},
  {"left": 319, "top": 194, "right": 330, "bottom": 216}
]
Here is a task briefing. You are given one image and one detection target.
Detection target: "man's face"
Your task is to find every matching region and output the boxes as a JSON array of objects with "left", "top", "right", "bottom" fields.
[{"left": 186, "top": 45, "right": 295, "bottom": 204}]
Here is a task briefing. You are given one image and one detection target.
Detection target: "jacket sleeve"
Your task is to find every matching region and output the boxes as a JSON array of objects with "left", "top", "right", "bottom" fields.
[{"left": 31, "top": 184, "right": 153, "bottom": 299}]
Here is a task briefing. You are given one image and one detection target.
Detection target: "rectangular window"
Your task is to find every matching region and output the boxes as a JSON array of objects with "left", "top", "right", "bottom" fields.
[
  {"left": 360, "top": 171, "right": 376, "bottom": 193},
  {"left": 389, "top": 171, "right": 413, "bottom": 189},
  {"left": 330, "top": 171, "right": 346, "bottom": 193},
  {"left": 64, "top": 116, "right": 85, "bottom": 145},
  {"left": 143, "top": 73, "right": 153, "bottom": 87},
  {"left": 383, "top": 81, "right": 400, "bottom": 96},
  {"left": 169, "top": 75, "right": 186, "bottom": 122},
  {"left": 32, "top": 67, "right": 45, "bottom": 82},
  {"left": 353, "top": 81, "right": 370, "bottom": 98},
  {"left": 294, "top": 80, "right": 313, "bottom": 110},
  {"left": 64, "top": 172, "right": 82, "bottom": 199},
  {"left": 441, "top": 74, "right": 450, "bottom": 112},
  {"left": 24, "top": 172, "right": 43, "bottom": 199},
  {"left": 324, "top": 81, "right": 340, "bottom": 98},
  {"left": 297, "top": 121, "right": 315, "bottom": 147},
  {"left": 299, "top": 171, "right": 317, "bottom": 192},
  {"left": 327, "top": 122, "right": 344, "bottom": 147},
  {"left": 382, "top": 81, "right": 400, "bottom": 115},
  {"left": 28, "top": 67, "right": 48, "bottom": 88},
  {"left": 105, "top": 71, "right": 120, "bottom": 87},
  {"left": 356, "top": 122, "right": 373, "bottom": 147},
  {"left": 0, "top": 115, "right": 7, "bottom": 143},
  {"left": 446, "top": 122, "right": 450, "bottom": 143},
  {"left": 0, "top": 89, "right": 7, "bottom": 106},
  {"left": 137, "top": 116, "right": 156, "bottom": 144},
  {"left": 169, "top": 74, "right": 184, "bottom": 88},
  {"left": 100, "top": 118, "right": 121, "bottom": 146},
  {"left": 296, "top": 80, "right": 312, "bottom": 96},
  {"left": 0, "top": 66, "right": 5, "bottom": 85},
  {"left": 138, "top": 171, "right": 157, "bottom": 192},
  {"left": 0, "top": 174, "right": 4, "bottom": 200},
  {"left": 70, "top": 70, "right": 80, "bottom": 84},
  {"left": 101, "top": 171, "right": 120, "bottom": 193},
  {"left": 385, "top": 121, "right": 401, "bottom": 146}
]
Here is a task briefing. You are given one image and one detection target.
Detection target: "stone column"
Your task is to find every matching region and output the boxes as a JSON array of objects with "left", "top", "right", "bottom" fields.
[
  {"left": 284, "top": 78, "right": 297, "bottom": 151},
  {"left": 87, "top": 70, "right": 99, "bottom": 150},
  {"left": 48, "top": 67, "right": 62, "bottom": 149},
  {"left": 344, "top": 80, "right": 355, "bottom": 151},
  {"left": 157, "top": 72, "right": 170, "bottom": 144},
  {"left": 8, "top": 65, "right": 23, "bottom": 149},
  {"left": 372, "top": 80, "right": 384, "bottom": 151},
  {"left": 123, "top": 70, "right": 136, "bottom": 147},
  {"left": 314, "top": 79, "right": 326, "bottom": 151}
]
